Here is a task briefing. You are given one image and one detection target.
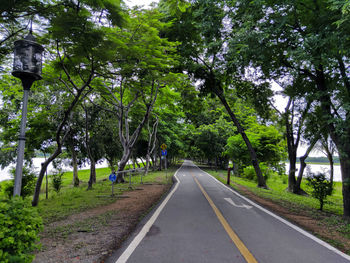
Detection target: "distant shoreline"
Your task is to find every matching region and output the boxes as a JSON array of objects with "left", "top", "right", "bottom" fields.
[{"left": 289, "top": 161, "right": 340, "bottom": 166}]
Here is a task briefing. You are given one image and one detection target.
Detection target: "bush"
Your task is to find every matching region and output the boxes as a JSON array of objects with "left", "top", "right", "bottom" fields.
[
  {"left": 243, "top": 163, "right": 272, "bottom": 182},
  {"left": 51, "top": 170, "right": 64, "bottom": 193},
  {"left": 0, "top": 197, "right": 43, "bottom": 263},
  {"left": 3, "top": 167, "right": 37, "bottom": 198},
  {"left": 306, "top": 172, "right": 333, "bottom": 211}
]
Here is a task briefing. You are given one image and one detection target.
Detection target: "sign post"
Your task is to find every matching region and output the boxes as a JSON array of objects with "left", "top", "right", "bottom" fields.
[
  {"left": 109, "top": 172, "right": 117, "bottom": 196},
  {"left": 161, "top": 144, "right": 168, "bottom": 179}
]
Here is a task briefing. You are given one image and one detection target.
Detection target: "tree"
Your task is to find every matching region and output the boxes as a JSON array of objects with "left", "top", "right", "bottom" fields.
[
  {"left": 225, "top": 115, "right": 286, "bottom": 174},
  {"left": 96, "top": 8, "right": 180, "bottom": 182},
  {"left": 31, "top": 0, "right": 125, "bottom": 206},
  {"left": 307, "top": 172, "right": 333, "bottom": 211},
  {"left": 225, "top": 0, "right": 350, "bottom": 218}
]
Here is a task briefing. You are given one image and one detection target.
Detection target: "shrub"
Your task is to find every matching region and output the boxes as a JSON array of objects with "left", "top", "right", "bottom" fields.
[
  {"left": 51, "top": 170, "right": 64, "bottom": 193},
  {"left": 243, "top": 163, "right": 272, "bottom": 182},
  {"left": 306, "top": 172, "right": 333, "bottom": 211},
  {"left": 3, "top": 167, "right": 37, "bottom": 198},
  {"left": 0, "top": 197, "right": 43, "bottom": 263}
]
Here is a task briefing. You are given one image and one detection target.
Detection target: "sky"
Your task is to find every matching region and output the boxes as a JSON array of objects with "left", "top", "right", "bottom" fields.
[{"left": 125, "top": 0, "right": 158, "bottom": 8}]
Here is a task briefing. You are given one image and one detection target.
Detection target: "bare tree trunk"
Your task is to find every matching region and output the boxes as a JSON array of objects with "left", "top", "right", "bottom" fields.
[
  {"left": 84, "top": 105, "right": 96, "bottom": 190},
  {"left": 87, "top": 159, "right": 96, "bottom": 190},
  {"left": 70, "top": 143, "right": 79, "bottom": 187},
  {"left": 295, "top": 136, "right": 320, "bottom": 194},
  {"left": 116, "top": 150, "right": 131, "bottom": 183},
  {"left": 145, "top": 118, "right": 159, "bottom": 176},
  {"left": 33, "top": 146, "right": 63, "bottom": 206},
  {"left": 327, "top": 152, "right": 334, "bottom": 185}
]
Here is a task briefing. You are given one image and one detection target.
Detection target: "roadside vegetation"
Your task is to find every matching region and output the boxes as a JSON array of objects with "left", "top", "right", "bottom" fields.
[
  {"left": 1, "top": 164, "right": 173, "bottom": 224},
  {"left": 1, "top": 0, "right": 350, "bottom": 261},
  {"left": 36, "top": 165, "right": 173, "bottom": 224}
]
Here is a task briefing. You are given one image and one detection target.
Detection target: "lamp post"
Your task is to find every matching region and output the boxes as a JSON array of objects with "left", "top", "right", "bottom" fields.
[{"left": 12, "top": 29, "right": 44, "bottom": 196}]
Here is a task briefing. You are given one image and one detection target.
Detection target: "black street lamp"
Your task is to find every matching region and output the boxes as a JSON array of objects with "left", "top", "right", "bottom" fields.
[{"left": 12, "top": 29, "right": 44, "bottom": 196}]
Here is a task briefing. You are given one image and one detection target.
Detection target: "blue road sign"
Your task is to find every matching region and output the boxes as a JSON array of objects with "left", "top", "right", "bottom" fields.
[
  {"left": 162, "top": 149, "right": 167, "bottom": 156},
  {"left": 109, "top": 173, "right": 117, "bottom": 183}
]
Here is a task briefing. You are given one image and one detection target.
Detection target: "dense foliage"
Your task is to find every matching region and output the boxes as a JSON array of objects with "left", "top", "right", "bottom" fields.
[
  {"left": 0, "top": 197, "right": 43, "bottom": 263},
  {"left": 307, "top": 172, "right": 334, "bottom": 211},
  {"left": 1, "top": 0, "right": 350, "bottom": 217}
]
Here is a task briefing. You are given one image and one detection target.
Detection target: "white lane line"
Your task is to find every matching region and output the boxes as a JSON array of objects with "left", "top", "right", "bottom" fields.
[
  {"left": 115, "top": 164, "right": 183, "bottom": 263},
  {"left": 198, "top": 166, "right": 350, "bottom": 261}
]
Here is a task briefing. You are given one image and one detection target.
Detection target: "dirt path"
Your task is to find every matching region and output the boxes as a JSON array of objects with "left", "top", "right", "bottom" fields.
[{"left": 34, "top": 184, "right": 171, "bottom": 263}]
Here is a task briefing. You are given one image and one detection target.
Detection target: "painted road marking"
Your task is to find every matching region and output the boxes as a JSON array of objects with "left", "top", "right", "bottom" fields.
[
  {"left": 193, "top": 176, "right": 258, "bottom": 263},
  {"left": 198, "top": 168, "right": 350, "bottom": 262},
  {"left": 224, "top": 197, "right": 253, "bottom": 210},
  {"left": 115, "top": 164, "right": 183, "bottom": 263}
]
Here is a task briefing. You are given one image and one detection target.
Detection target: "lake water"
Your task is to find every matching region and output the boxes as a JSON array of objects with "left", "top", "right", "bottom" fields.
[
  {"left": 0, "top": 158, "right": 109, "bottom": 182},
  {"left": 284, "top": 163, "right": 341, "bottom": 182}
]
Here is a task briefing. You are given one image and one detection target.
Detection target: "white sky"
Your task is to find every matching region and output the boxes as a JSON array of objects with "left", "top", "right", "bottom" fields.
[{"left": 125, "top": 0, "right": 159, "bottom": 8}]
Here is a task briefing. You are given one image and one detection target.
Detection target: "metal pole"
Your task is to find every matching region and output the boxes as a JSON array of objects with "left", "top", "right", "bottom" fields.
[{"left": 13, "top": 89, "right": 30, "bottom": 196}]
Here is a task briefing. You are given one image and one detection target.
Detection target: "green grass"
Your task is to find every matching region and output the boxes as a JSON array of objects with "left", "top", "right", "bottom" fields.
[
  {"left": 205, "top": 169, "right": 344, "bottom": 216},
  {"left": 36, "top": 166, "right": 174, "bottom": 224},
  {"left": 0, "top": 161, "right": 175, "bottom": 224}
]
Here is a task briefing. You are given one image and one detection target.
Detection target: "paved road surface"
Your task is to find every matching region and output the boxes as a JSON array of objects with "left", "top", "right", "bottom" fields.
[{"left": 108, "top": 160, "right": 350, "bottom": 263}]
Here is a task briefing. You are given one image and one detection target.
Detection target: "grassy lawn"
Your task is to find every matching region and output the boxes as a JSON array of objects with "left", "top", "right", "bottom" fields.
[
  {"left": 37, "top": 166, "right": 175, "bottom": 224},
  {"left": 1, "top": 164, "right": 175, "bottom": 224}
]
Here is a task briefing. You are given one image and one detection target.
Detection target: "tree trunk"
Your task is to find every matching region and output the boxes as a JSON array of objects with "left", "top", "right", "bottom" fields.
[
  {"left": 329, "top": 154, "right": 334, "bottom": 185},
  {"left": 87, "top": 159, "right": 96, "bottom": 190},
  {"left": 71, "top": 144, "right": 79, "bottom": 187},
  {"left": 116, "top": 149, "right": 131, "bottom": 183},
  {"left": 215, "top": 89, "right": 267, "bottom": 188},
  {"left": 339, "top": 152, "right": 350, "bottom": 218},
  {"left": 316, "top": 65, "right": 350, "bottom": 219},
  {"left": 295, "top": 136, "right": 320, "bottom": 194},
  {"left": 288, "top": 152, "right": 297, "bottom": 192},
  {"left": 145, "top": 153, "right": 151, "bottom": 176},
  {"left": 32, "top": 147, "right": 62, "bottom": 206},
  {"left": 295, "top": 155, "right": 307, "bottom": 194}
]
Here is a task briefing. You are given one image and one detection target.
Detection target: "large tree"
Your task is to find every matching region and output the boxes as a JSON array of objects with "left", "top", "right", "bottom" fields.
[
  {"left": 226, "top": 0, "right": 350, "bottom": 218},
  {"left": 96, "top": 8, "right": 180, "bottom": 182},
  {"left": 29, "top": 0, "right": 125, "bottom": 206}
]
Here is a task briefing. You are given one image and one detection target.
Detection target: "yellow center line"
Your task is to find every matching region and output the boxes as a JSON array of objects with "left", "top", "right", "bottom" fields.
[{"left": 193, "top": 175, "right": 258, "bottom": 263}]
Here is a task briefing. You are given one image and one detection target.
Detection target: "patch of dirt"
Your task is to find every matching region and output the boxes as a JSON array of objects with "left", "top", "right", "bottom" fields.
[
  {"left": 232, "top": 183, "right": 350, "bottom": 253},
  {"left": 34, "top": 184, "right": 171, "bottom": 263}
]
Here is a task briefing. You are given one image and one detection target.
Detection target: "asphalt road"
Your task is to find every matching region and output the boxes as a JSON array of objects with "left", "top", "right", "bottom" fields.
[{"left": 108, "top": 160, "right": 350, "bottom": 263}]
